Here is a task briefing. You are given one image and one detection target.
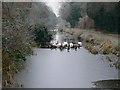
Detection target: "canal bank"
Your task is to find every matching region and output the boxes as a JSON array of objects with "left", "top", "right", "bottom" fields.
[{"left": 63, "top": 28, "right": 120, "bottom": 69}]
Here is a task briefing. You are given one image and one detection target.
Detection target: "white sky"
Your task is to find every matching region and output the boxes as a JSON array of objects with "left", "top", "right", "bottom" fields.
[
  {"left": 46, "top": 2, "right": 61, "bottom": 17},
  {"left": 43, "top": 0, "right": 62, "bottom": 17}
]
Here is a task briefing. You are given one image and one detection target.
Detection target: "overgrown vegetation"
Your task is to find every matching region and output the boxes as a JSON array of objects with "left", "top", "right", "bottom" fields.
[
  {"left": 33, "top": 25, "right": 52, "bottom": 47},
  {"left": 2, "top": 2, "right": 34, "bottom": 87},
  {"left": 2, "top": 2, "right": 57, "bottom": 87}
]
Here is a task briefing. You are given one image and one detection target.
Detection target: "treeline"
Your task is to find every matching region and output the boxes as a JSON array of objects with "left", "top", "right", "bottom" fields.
[
  {"left": 60, "top": 2, "right": 119, "bottom": 33},
  {"left": 59, "top": 2, "right": 87, "bottom": 28},
  {"left": 2, "top": 2, "right": 57, "bottom": 87}
]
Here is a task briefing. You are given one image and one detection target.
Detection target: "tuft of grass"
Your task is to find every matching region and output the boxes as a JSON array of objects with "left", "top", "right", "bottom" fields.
[
  {"left": 84, "top": 43, "right": 98, "bottom": 54},
  {"left": 99, "top": 40, "right": 119, "bottom": 56}
]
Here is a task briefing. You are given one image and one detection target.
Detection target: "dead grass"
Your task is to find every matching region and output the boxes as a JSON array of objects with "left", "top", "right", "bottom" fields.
[
  {"left": 84, "top": 43, "right": 98, "bottom": 54},
  {"left": 99, "top": 40, "right": 119, "bottom": 55},
  {"left": 63, "top": 28, "right": 119, "bottom": 56},
  {"left": 2, "top": 50, "right": 24, "bottom": 87}
]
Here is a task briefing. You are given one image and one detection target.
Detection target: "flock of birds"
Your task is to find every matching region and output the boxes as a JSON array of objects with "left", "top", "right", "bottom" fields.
[{"left": 49, "top": 41, "right": 82, "bottom": 51}]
